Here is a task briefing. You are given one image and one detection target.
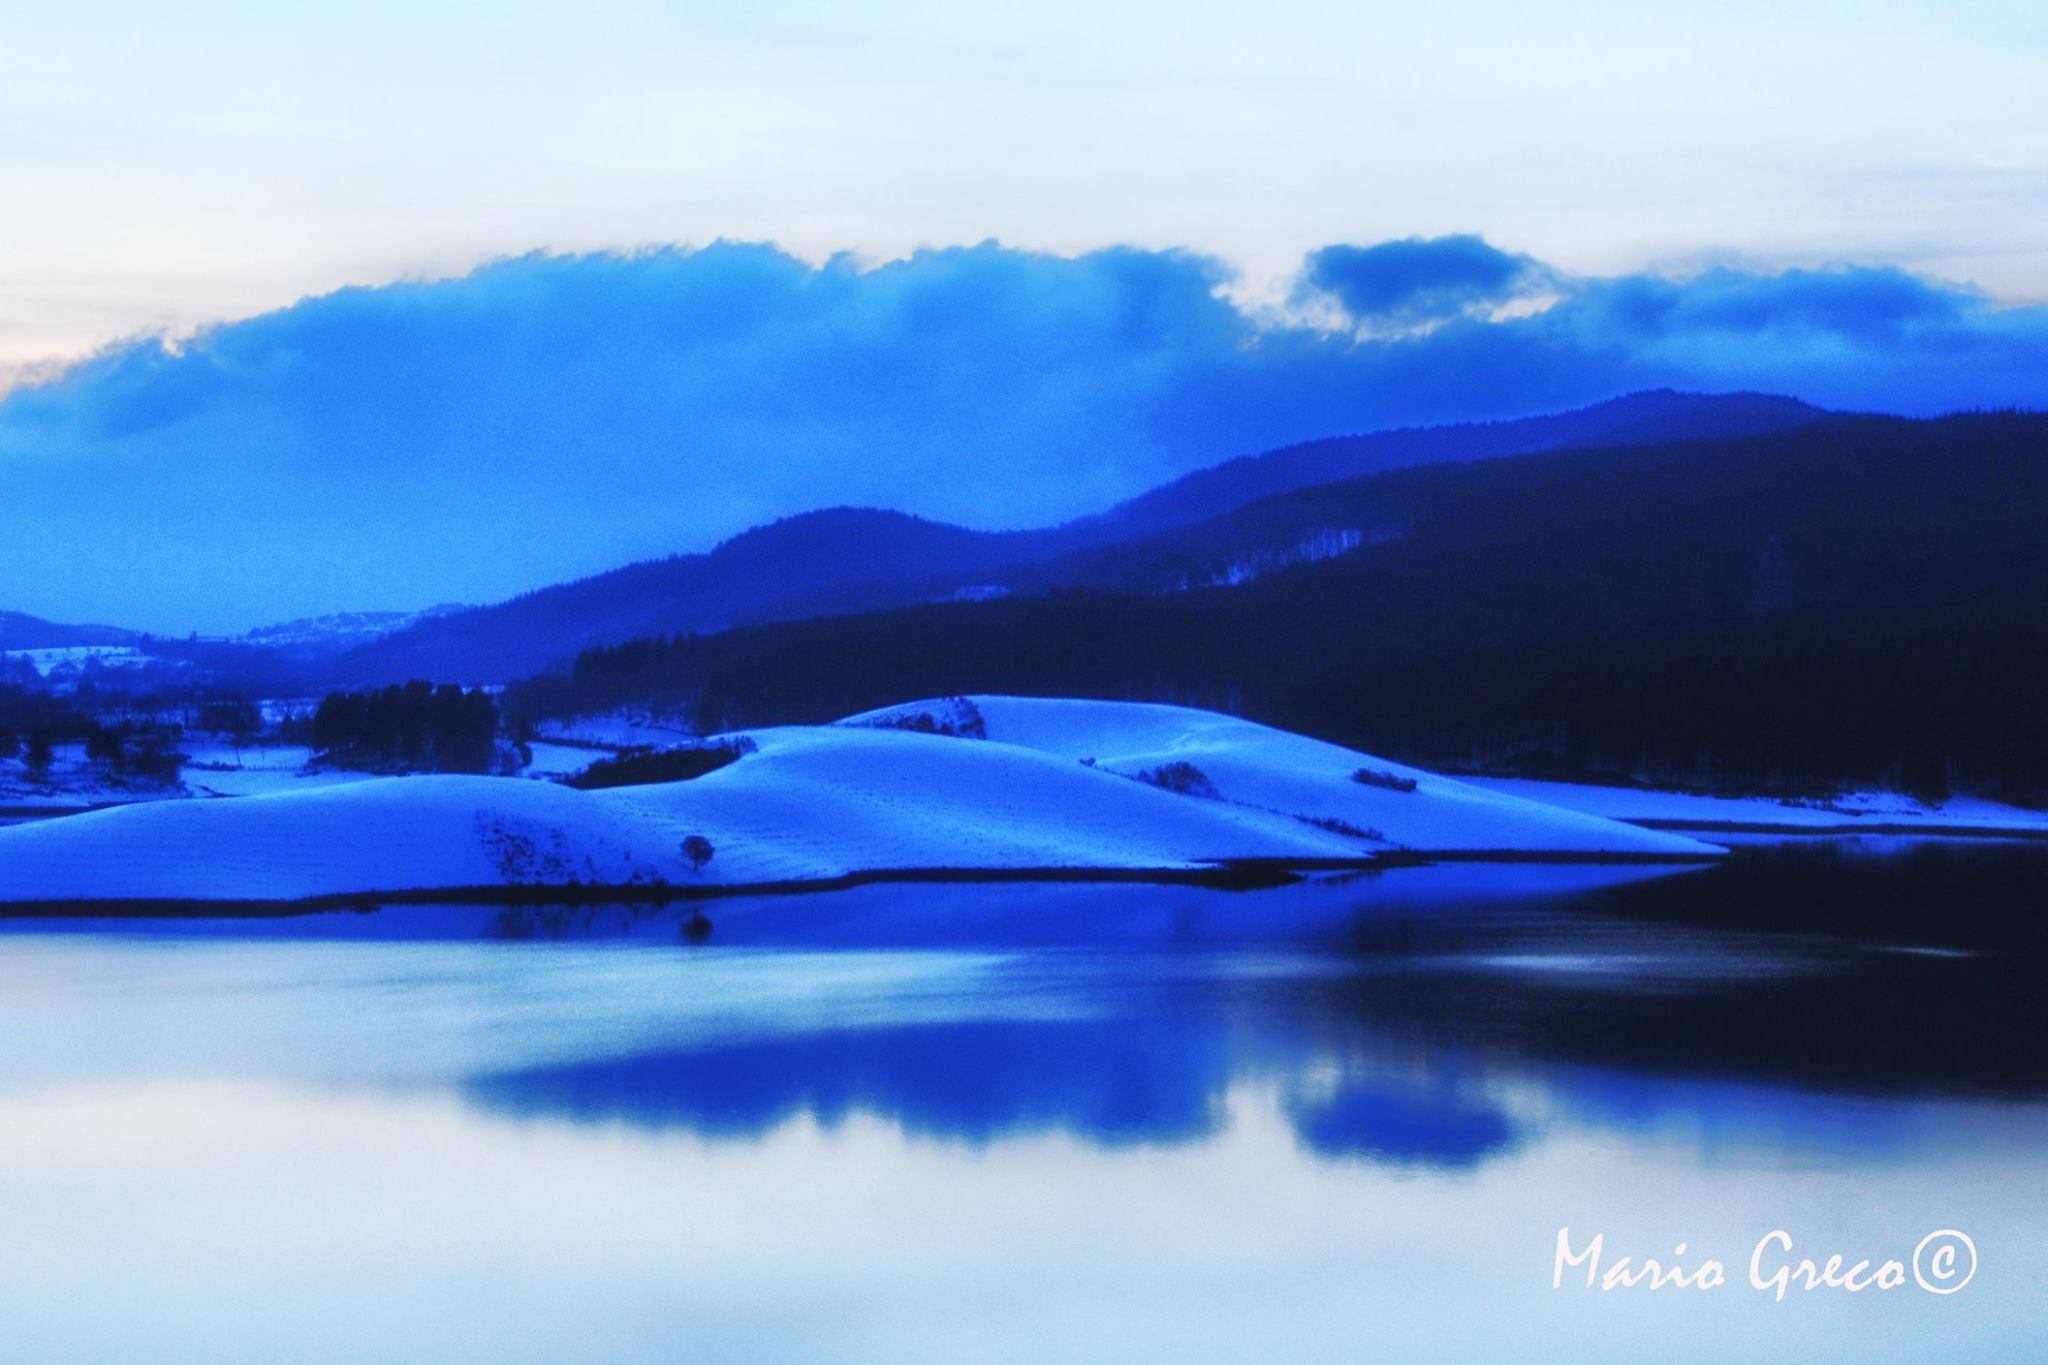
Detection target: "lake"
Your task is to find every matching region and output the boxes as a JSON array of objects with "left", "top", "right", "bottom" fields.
[{"left": 1, "top": 839, "right": 2043, "bottom": 1361}]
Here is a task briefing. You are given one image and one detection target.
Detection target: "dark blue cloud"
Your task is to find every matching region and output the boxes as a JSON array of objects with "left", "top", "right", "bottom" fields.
[
  {"left": 1567, "top": 264, "right": 1971, "bottom": 340},
  {"left": 1, "top": 237, "right": 2044, "bottom": 630},
  {"left": 1300, "top": 235, "right": 1549, "bottom": 324}
]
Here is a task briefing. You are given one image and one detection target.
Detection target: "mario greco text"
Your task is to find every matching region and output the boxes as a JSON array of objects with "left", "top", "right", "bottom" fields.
[{"left": 1552, "top": 1228, "right": 1978, "bottom": 1298}]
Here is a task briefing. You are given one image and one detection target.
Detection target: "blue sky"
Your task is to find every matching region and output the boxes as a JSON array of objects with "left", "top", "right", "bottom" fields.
[{"left": 1, "top": 2, "right": 2045, "bottom": 629}]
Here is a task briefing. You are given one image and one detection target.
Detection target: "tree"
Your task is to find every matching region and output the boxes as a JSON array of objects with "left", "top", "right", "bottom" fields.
[
  {"left": 24, "top": 729, "right": 53, "bottom": 777},
  {"left": 85, "top": 724, "right": 123, "bottom": 768},
  {"left": 197, "top": 697, "right": 263, "bottom": 750},
  {"left": 681, "top": 835, "right": 715, "bottom": 872}
]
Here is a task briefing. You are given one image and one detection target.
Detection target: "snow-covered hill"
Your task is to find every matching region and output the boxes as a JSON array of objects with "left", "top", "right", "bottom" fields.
[
  {"left": 0, "top": 700, "right": 1719, "bottom": 906},
  {"left": 237, "top": 605, "right": 469, "bottom": 650},
  {"left": 840, "top": 697, "right": 1722, "bottom": 858},
  {"left": 1461, "top": 776, "right": 2048, "bottom": 837}
]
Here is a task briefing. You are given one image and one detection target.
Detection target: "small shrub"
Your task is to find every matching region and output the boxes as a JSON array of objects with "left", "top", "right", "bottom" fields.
[
  {"left": 1137, "top": 761, "right": 1220, "bottom": 799},
  {"left": 565, "top": 736, "right": 757, "bottom": 790},
  {"left": 1351, "top": 765, "right": 1419, "bottom": 793}
]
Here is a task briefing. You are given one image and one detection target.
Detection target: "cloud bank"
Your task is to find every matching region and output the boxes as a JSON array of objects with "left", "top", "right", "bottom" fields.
[{"left": 3, "top": 236, "right": 2045, "bottom": 631}]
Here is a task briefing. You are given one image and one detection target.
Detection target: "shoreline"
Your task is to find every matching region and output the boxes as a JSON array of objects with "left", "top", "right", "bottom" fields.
[
  {"left": 0, "top": 847, "right": 1734, "bottom": 919},
  {"left": 1624, "top": 818, "right": 2048, "bottom": 842}
]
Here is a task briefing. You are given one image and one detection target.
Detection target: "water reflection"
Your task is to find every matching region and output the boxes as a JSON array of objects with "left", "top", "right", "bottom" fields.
[
  {"left": 5, "top": 842, "right": 2048, "bottom": 1360},
  {"left": 1282, "top": 1065, "right": 1528, "bottom": 1168},
  {"left": 3, "top": 842, "right": 2045, "bottom": 1172},
  {"left": 469, "top": 1017, "right": 1238, "bottom": 1147}
]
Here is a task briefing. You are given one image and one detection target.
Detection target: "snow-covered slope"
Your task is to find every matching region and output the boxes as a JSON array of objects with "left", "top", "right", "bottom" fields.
[
  {"left": 1460, "top": 776, "right": 2048, "bottom": 836},
  {"left": 0, "top": 701, "right": 1719, "bottom": 906},
  {"left": 0, "top": 726, "right": 1355, "bottom": 905},
  {"left": 840, "top": 696, "right": 1720, "bottom": 858}
]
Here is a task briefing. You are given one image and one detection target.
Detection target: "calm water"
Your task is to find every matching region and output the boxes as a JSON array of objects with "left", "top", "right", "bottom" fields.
[{"left": 1, "top": 840, "right": 2044, "bottom": 1361}]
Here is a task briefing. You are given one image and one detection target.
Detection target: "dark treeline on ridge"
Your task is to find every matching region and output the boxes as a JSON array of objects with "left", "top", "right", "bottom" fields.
[
  {"left": 503, "top": 413, "right": 2048, "bottom": 803},
  {"left": 335, "top": 389, "right": 1828, "bottom": 684}
]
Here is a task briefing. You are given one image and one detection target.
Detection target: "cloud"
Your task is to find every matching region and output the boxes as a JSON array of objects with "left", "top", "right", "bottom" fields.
[
  {"left": 1298, "top": 235, "right": 1551, "bottom": 326},
  {"left": 2, "top": 237, "right": 2045, "bottom": 631}
]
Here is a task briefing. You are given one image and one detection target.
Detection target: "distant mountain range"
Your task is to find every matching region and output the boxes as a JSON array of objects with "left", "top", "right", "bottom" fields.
[
  {"left": 510, "top": 410, "right": 2048, "bottom": 801},
  {"left": 334, "top": 389, "right": 1833, "bottom": 682}
]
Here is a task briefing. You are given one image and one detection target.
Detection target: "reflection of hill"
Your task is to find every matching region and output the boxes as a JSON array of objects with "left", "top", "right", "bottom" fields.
[
  {"left": 465, "top": 1017, "right": 1237, "bottom": 1147},
  {"left": 1285, "top": 850, "right": 2048, "bottom": 1102},
  {"left": 438, "top": 847, "right": 2048, "bottom": 1165},
  {"left": 463, "top": 1013, "right": 1531, "bottom": 1171},
  {"left": 1283, "top": 1072, "right": 1526, "bottom": 1169}
]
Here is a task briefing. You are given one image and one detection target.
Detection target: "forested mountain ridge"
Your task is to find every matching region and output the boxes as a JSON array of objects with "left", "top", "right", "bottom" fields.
[
  {"left": 336, "top": 390, "right": 1833, "bottom": 682},
  {"left": 507, "top": 411, "right": 2048, "bottom": 801}
]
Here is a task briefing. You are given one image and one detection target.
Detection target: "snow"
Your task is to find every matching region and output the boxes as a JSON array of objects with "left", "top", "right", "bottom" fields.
[
  {"left": 519, "top": 741, "right": 603, "bottom": 781},
  {"left": 0, "top": 742, "right": 375, "bottom": 808},
  {"left": 236, "top": 605, "right": 467, "bottom": 648},
  {"left": 1459, "top": 777, "right": 2048, "bottom": 835},
  {"left": 840, "top": 696, "right": 1723, "bottom": 858},
  {"left": 0, "top": 699, "right": 1721, "bottom": 906},
  {"left": 0, "top": 725, "right": 1363, "bottom": 904},
  {"left": 3, "top": 645, "right": 148, "bottom": 677},
  {"left": 535, "top": 714, "right": 700, "bottom": 750},
  {"left": 179, "top": 744, "right": 383, "bottom": 800},
  {"left": 1201, "top": 527, "right": 1381, "bottom": 588}
]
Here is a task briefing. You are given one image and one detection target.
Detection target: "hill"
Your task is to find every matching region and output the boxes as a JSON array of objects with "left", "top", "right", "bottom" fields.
[
  {"left": 334, "top": 390, "right": 1828, "bottom": 683},
  {"left": 0, "top": 611, "right": 139, "bottom": 651},
  {"left": 1068, "top": 388, "right": 1826, "bottom": 540},
  {"left": 0, "top": 700, "right": 1715, "bottom": 907},
  {"left": 515, "top": 412, "right": 2048, "bottom": 802},
  {"left": 334, "top": 510, "right": 1069, "bottom": 683}
]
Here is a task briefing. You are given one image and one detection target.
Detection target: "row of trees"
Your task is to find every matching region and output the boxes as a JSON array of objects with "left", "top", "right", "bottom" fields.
[
  {"left": 4, "top": 679, "right": 501, "bottom": 781},
  {"left": 307, "top": 681, "right": 500, "bottom": 773},
  {"left": 0, "top": 717, "right": 185, "bottom": 785},
  {"left": 82, "top": 722, "right": 187, "bottom": 783}
]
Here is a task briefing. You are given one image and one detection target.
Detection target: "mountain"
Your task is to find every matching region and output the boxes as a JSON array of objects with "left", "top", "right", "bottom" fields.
[
  {"left": 239, "top": 606, "right": 469, "bottom": 650},
  {"left": 510, "top": 412, "right": 2048, "bottom": 801},
  {"left": 0, "top": 611, "right": 139, "bottom": 651},
  {"left": 334, "top": 510, "right": 1071, "bottom": 683},
  {"left": 337, "top": 390, "right": 1831, "bottom": 682},
  {"left": 1068, "top": 388, "right": 1828, "bottom": 541}
]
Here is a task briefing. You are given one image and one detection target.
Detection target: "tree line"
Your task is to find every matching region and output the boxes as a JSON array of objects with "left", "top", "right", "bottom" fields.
[{"left": 308, "top": 681, "right": 500, "bottom": 773}]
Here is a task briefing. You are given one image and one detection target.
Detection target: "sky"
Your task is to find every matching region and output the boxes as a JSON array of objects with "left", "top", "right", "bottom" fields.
[{"left": 2, "top": 0, "right": 2045, "bottom": 630}]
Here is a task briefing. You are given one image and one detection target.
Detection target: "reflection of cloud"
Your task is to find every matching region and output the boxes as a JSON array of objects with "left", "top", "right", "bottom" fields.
[{"left": 4, "top": 238, "right": 2047, "bottom": 627}]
